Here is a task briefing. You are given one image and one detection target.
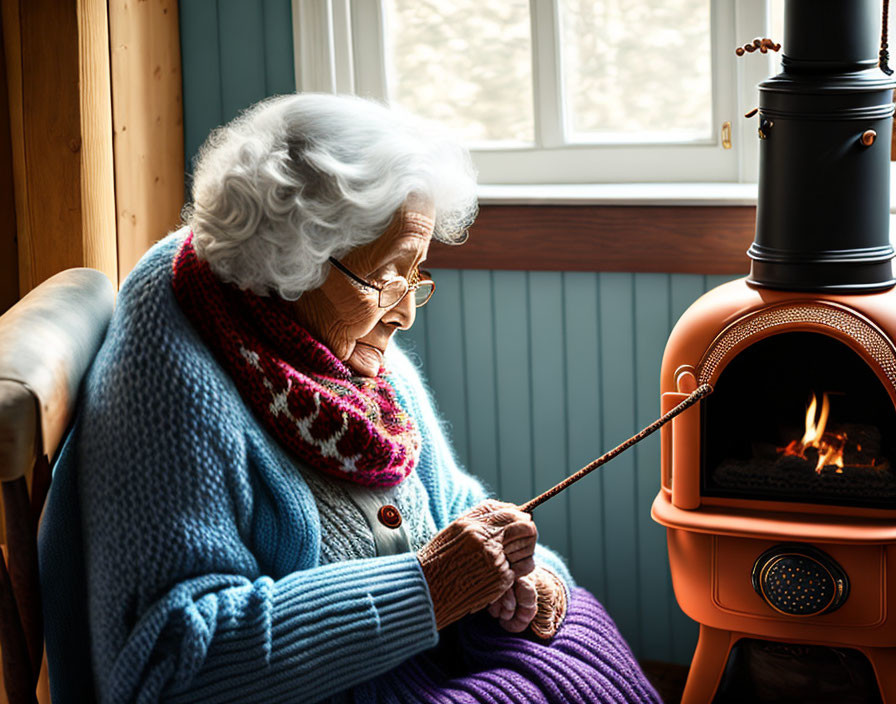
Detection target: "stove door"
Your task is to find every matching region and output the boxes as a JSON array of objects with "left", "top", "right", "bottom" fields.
[{"left": 702, "top": 331, "right": 896, "bottom": 509}]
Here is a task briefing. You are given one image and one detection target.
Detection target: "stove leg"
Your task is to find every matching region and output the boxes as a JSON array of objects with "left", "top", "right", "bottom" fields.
[
  {"left": 680, "top": 625, "right": 736, "bottom": 704},
  {"left": 866, "top": 647, "right": 896, "bottom": 704}
]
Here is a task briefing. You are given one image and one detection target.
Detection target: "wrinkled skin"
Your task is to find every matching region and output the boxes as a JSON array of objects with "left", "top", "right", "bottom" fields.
[
  {"left": 488, "top": 566, "right": 568, "bottom": 638},
  {"left": 417, "top": 500, "right": 538, "bottom": 631},
  {"left": 293, "top": 203, "right": 435, "bottom": 377}
]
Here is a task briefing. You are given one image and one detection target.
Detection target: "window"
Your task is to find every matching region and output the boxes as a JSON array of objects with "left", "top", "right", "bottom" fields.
[{"left": 293, "top": 1, "right": 783, "bottom": 184}]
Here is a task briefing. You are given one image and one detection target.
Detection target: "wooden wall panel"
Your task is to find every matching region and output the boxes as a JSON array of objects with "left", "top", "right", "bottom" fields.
[
  {"left": 3, "top": 0, "right": 80, "bottom": 292},
  {"left": 76, "top": 0, "right": 117, "bottom": 283},
  {"left": 0, "top": 14, "right": 17, "bottom": 315},
  {"left": 0, "top": 0, "right": 27, "bottom": 294},
  {"left": 109, "top": 0, "right": 185, "bottom": 280},
  {"left": 1, "top": 0, "right": 117, "bottom": 295}
]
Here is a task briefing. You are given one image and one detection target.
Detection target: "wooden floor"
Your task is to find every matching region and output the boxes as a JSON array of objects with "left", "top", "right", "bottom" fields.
[{"left": 641, "top": 660, "right": 689, "bottom": 704}]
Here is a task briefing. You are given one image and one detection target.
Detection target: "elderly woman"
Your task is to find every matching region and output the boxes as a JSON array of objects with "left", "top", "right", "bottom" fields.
[{"left": 39, "top": 94, "right": 660, "bottom": 703}]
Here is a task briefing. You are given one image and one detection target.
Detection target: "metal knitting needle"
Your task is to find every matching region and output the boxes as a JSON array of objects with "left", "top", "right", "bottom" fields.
[{"left": 519, "top": 383, "right": 713, "bottom": 514}]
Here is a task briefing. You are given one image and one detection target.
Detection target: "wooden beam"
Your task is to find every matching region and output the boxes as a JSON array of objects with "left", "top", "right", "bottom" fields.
[
  {"left": 77, "top": 0, "right": 118, "bottom": 283},
  {"left": 1, "top": 0, "right": 117, "bottom": 296},
  {"left": 428, "top": 205, "right": 757, "bottom": 274},
  {"left": 0, "top": 11, "right": 18, "bottom": 315},
  {"left": 1, "top": 0, "right": 31, "bottom": 295},
  {"left": 109, "top": 0, "right": 184, "bottom": 281}
]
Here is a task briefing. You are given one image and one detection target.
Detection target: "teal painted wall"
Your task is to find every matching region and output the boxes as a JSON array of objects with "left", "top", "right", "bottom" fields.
[
  {"left": 180, "top": 0, "right": 295, "bottom": 187},
  {"left": 400, "top": 272, "right": 738, "bottom": 664},
  {"left": 179, "top": 0, "right": 744, "bottom": 665}
]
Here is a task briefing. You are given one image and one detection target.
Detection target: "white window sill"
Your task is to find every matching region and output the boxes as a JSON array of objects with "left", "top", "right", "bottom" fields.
[{"left": 479, "top": 182, "right": 896, "bottom": 214}]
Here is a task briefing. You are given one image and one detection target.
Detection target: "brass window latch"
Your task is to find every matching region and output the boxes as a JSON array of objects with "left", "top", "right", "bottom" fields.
[{"left": 721, "top": 121, "right": 732, "bottom": 149}]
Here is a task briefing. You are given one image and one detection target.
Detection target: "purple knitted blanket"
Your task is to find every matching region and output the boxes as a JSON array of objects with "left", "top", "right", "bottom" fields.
[{"left": 363, "top": 588, "right": 662, "bottom": 703}]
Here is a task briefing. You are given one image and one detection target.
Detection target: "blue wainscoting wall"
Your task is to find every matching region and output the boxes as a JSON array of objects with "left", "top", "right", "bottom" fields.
[
  {"left": 401, "top": 272, "right": 737, "bottom": 664},
  {"left": 180, "top": 0, "right": 295, "bottom": 188},
  {"left": 179, "top": 0, "right": 743, "bottom": 665}
]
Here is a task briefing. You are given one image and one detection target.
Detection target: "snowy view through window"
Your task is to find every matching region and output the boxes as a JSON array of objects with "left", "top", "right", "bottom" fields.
[{"left": 384, "top": 0, "right": 713, "bottom": 146}]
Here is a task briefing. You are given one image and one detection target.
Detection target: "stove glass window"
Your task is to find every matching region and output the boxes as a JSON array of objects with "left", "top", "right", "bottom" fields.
[{"left": 702, "top": 331, "right": 896, "bottom": 508}]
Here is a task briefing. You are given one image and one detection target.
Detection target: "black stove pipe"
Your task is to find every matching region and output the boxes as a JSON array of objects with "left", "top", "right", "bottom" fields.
[{"left": 747, "top": 0, "right": 896, "bottom": 292}]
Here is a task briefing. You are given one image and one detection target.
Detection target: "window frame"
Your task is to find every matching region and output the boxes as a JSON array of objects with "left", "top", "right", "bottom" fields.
[{"left": 292, "top": 0, "right": 777, "bottom": 185}]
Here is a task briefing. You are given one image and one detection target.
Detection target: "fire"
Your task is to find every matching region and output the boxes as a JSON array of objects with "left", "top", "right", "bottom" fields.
[{"left": 779, "top": 392, "right": 846, "bottom": 472}]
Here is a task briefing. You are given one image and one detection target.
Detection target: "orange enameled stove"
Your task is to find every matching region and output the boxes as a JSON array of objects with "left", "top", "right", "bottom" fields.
[
  {"left": 654, "top": 281, "right": 896, "bottom": 702},
  {"left": 652, "top": 0, "right": 896, "bottom": 700}
]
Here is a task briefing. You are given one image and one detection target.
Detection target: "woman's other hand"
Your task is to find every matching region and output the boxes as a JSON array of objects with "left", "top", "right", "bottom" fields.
[
  {"left": 417, "top": 500, "right": 537, "bottom": 630},
  {"left": 487, "top": 573, "right": 537, "bottom": 632},
  {"left": 530, "top": 567, "right": 568, "bottom": 639},
  {"left": 488, "top": 566, "right": 568, "bottom": 638}
]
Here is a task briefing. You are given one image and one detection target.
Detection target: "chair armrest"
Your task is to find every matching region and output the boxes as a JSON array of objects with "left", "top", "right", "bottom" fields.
[
  {"left": 0, "top": 382, "right": 37, "bottom": 483},
  {"left": 0, "top": 269, "right": 114, "bottom": 479}
]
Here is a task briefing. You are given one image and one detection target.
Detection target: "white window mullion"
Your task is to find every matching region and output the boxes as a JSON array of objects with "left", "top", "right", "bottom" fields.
[
  {"left": 293, "top": 0, "right": 337, "bottom": 93},
  {"left": 349, "top": 1, "right": 388, "bottom": 100},
  {"left": 529, "top": 0, "right": 565, "bottom": 148},
  {"left": 708, "top": 0, "right": 740, "bottom": 183},
  {"left": 331, "top": 0, "right": 355, "bottom": 93},
  {"left": 735, "top": 0, "right": 775, "bottom": 183}
]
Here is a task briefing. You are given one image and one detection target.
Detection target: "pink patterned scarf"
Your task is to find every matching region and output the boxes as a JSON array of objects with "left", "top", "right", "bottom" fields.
[{"left": 171, "top": 234, "right": 421, "bottom": 487}]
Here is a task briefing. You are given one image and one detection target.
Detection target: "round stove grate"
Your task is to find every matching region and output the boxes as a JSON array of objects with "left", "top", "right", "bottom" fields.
[{"left": 752, "top": 544, "right": 849, "bottom": 617}]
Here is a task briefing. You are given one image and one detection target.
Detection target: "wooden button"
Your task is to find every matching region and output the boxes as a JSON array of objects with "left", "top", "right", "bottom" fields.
[{"left": 377, "top": 504, "right": 402, "bottom": 529}]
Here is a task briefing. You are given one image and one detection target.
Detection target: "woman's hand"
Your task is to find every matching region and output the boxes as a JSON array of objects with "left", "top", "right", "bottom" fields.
[
  {"left": 487, "top": 572, "right": 537, "bottom": 632},
  {"left": 488, "top": 566, "right": 568, "bottom": 639},
  {"left": 417, "top": 500, "right": 537, "bottom": 630}
]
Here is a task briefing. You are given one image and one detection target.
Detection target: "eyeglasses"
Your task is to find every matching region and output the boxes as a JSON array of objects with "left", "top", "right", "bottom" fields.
[{"left": 328, "top": 257, "right": 435, "bottom": 308}]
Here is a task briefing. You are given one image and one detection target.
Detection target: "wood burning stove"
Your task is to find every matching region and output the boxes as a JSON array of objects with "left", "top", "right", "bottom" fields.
[
  {"left": 654, "top": 285, "right": 896, "bottom": 702},
  {"left": 651, "top": 1, "right": 896, "bottom": 701}
]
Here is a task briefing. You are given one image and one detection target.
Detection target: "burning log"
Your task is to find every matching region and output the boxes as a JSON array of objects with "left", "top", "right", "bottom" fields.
[{"left": 714, "top": 391, "right": 894, "bottom": 500}]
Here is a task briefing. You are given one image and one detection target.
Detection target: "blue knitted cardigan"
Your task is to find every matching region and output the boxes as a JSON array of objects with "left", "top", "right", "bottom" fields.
[{"left": 38, "top": 233, "right": 573, "bottom": 704}]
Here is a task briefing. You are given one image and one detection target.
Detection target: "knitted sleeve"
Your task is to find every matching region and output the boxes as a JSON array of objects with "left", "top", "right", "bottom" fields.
[
  {"left": 388, "top": 344, "right": 575, "bottom": 589},
  {"left": 74, "top": 249, "right": 438, "bottom": 703}
]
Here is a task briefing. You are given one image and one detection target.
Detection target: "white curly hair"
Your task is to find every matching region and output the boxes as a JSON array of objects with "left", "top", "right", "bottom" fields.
[{"left": 186, "top": 93, "right": 478, "bottom": 299}]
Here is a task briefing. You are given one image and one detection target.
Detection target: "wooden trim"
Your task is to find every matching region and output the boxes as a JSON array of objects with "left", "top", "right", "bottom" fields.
[
  {"left": 109, "top": 0, "right": 184, "bottom": 281},
  {"left": 77, "top": 0, "right": 117, "bottom": 283},
  {"left": 1, "top": 0, "right": 117, "bottom": 296},
  {"left": 2, "top": 0, "right": 34, "bottom": 294},
  {"left": 0, "top": 12, "right": 18, "bottom": 315},
  {"left": 427, "top": 205, "right": 757, "bottom": 274}
]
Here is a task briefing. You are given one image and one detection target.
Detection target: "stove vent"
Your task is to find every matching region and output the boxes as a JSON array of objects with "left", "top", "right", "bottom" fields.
[{"left": 748, "top": 0, "right": 896, "bottom": 292}]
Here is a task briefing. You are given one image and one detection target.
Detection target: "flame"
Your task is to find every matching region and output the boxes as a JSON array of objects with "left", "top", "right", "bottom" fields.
[{"left": 779, "top": 392, "right": 846, "bottom": 472}]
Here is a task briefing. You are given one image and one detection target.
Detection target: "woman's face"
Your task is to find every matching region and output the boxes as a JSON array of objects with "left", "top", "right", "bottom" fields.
[{"left": 293, "top": 206, "right": 434, "bottom": 377}]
